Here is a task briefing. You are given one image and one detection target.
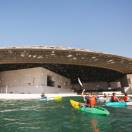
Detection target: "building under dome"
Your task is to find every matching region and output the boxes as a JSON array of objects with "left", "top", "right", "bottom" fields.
[{"left": 0, "top": 46, "right": 132, "bottom": 94}]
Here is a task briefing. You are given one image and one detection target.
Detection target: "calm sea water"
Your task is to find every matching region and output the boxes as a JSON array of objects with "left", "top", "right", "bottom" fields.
[{"left": 0, "top": 97, "right": 132, "bottom": 132}]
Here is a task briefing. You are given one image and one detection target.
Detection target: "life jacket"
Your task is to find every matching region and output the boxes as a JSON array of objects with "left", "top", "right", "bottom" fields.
[
  {"left": 86, "top": 95, "right": 96, "bottom": 107},
  {"left": 111, "top": 96, "right": 118, "bottom": 102},
  {"left": 123, "top": 96, "right": 128, "bottom": 102}
]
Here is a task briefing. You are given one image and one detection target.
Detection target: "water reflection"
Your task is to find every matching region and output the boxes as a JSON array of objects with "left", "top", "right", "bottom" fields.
[
  {"left": 127, "top": 106, "right": 132, "bottom": 109},
  {"left": 91, "top": 118, "right": 100, "bottom": 132}
]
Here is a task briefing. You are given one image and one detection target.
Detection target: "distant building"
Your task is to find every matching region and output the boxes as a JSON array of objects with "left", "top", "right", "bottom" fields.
[
  {"left": 0, "top": 46, "right": 132, "bottom": 94},
  {"left": 0, "top": 67, "right": 72, "bottom": 94}
]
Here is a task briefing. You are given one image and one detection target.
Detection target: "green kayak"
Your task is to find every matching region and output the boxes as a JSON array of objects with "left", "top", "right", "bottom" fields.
[{"left": 70, "top": 99, "right": 110, "bottom": 116}]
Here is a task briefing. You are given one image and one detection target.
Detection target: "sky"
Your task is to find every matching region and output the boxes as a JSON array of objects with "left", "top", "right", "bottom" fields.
[{"left": 0, "top": 0, "right": 132, "bottom": 57}]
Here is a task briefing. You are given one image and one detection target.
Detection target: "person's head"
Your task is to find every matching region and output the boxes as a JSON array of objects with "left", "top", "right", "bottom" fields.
[
  {"left": 124, "top": 93, "right": 128, "bottom": 96},
  {"left": 112, "top": 93, "right": 116, "bottom": 96},
  {"left": 104, "top": 93, "right": 107, "bottom": 97}
]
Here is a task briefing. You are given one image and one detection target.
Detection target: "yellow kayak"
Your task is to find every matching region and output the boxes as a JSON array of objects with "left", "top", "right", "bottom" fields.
[{"left": 54, "top": 96, "right": 62, "bottom": 101}]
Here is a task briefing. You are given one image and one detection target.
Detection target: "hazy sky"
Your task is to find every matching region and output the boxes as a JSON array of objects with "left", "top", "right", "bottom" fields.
[{"left": 0, "top": 0, "right": 132, "bottom": 57}]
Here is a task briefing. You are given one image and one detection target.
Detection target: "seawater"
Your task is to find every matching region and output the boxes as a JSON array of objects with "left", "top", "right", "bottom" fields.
[{"left": 0, "top": 97, "right": 132, "bottom": 132}]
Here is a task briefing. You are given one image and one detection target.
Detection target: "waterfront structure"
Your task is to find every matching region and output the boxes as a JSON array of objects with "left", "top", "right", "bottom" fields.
[
  {"left": 0, "top": 46, "right": 132, "bottom": 94},
  {"left": 0, "top": 67, "right": 71, "bottom": 94}
]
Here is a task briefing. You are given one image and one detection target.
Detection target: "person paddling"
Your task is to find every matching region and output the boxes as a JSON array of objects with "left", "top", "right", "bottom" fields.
[
  {"left": 81, "top": 90, "right": 96, "bottom": 107},
  {"left": 78, "top": 78, "right": 96, "bottom": 107},
  {"left": 111, "top": 93, "right": 119, "bottom": 102},
  {"left": 41, "top": 93, "right": 47, "bottom": 99},
  {"left": 88, "top": 93, "right": 96, "bottom": 107},
  {"left": 123, "top": 93, "right": 129, "bottom": 102}
]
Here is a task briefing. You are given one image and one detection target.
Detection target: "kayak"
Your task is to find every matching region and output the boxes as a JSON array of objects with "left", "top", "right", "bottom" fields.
[
  {"left": 105, "top": 101, "right": 132, "bottom": 107},
  {"left": 40, "top": 97, "right": 53, "bottom": 101},
  {"left": 54, "top": 96, "right": 62, "bottom": 101},
  {"left": 40, "top": 96, "right": 62, "bottom": 101},
  {"left": 70, "top": 99, "right": 110, "bottom": 116}
]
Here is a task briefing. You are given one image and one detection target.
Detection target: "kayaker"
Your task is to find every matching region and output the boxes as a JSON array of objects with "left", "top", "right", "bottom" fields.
[
  {"left": 104, "top": 93, "right": 107, "bottom": 98},
  {"left": 111, "top": 93, "right": 119, "bottom": 102},
  {"left": 88, "top": 93, "right": 96, "bottom": 107},
  {"left": 118, "top": 93, "right": 129, "bottom": 102},
  {"left": 82, "top": 91, "right": 96, "bottom": 107},
  {"left": 41, "top": 93, "right": 47, "bottom": 99},
  {"left": 104, "top": 93, "right": 110, "bottom": 102},
  {"left": 123, "top": 93, "right": 128, "bottom": 102}
]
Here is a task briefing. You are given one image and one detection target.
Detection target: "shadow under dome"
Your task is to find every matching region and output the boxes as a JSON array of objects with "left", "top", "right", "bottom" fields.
[{"left": 0, "top": 63, "right": 124, "bottom": 83}]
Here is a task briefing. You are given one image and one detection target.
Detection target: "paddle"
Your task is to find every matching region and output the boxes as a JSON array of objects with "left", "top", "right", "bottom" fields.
[
  {"left": 78, "top": 77, "right": 86, "bottom": 101},
  {"left": 78, "top": 77, "right": 83, "bottom": 88}
]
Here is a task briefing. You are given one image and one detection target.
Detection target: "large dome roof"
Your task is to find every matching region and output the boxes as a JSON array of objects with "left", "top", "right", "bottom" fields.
[{"left": 0, "top": 46, "right": 132, "bottom": 74}]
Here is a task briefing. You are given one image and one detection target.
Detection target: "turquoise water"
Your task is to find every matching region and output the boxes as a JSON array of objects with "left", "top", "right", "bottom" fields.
[{"left": 0, "top": 97, "right": 132, "bottom": 132}]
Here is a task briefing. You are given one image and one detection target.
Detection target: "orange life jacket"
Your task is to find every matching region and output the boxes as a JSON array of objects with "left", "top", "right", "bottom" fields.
[
  {"left": 111, "top": 96, "right": 118, "bottom": 102},
  {"left": 86, "top": 96, "right": 96, "bottom": 107},
  {"left": 123, "top": 96, "right": 128, "bottom": 102}
]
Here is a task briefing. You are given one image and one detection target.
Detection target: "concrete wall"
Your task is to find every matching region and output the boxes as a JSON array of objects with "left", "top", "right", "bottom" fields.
[
  {"left": 119, "top": 74, "right": 132, "bottom": 94},
  {"left": 83, "top": 82, "right": 108, "bottom": 90},
  {"left": 73, "top": 81, "right": 121, "bottom": 92},
  {"left": 120, "top": 75, "right": 129, "bottom": 87},
  {"left": 0, "top": 67, "right": 72, "bottom": 94},
  {"left": 125, "top": 74, "right": 132, "bottom": 93},
  {"left": 127, "top": 74, "right": 132, "bottom": 87},
  {"left": 109, "top": 82, "right": 121, "bottom": 88}
]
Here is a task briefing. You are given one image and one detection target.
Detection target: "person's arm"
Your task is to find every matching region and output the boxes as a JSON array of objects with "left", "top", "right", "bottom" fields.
[
  {"left": 116, "top": 96, "right": 120, "bottom": 102},
  {"left": 81, "top": 89, "right": 85, "bottom": 96},
  {"left": 81, "top": 89, "right": 86, "bottom": 102}
]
